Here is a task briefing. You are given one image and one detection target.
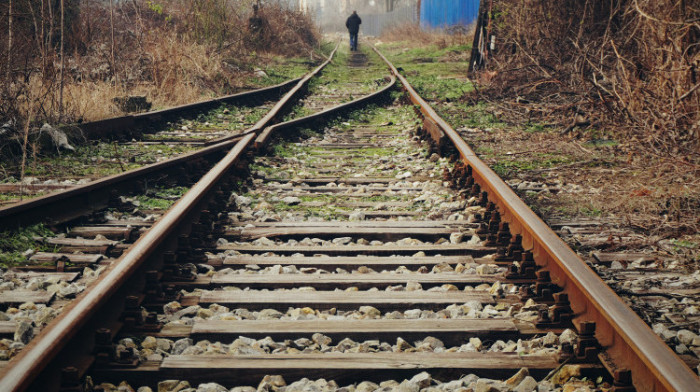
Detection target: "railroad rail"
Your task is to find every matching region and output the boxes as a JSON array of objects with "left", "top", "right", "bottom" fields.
[
  {"left": 0, "top": 48, "right": 337, "bottom": 231},
  {"left": 0, "top": 44, "right": 697, "bottom": 392}
]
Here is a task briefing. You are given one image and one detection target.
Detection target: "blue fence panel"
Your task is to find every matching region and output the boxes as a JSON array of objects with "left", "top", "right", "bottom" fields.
[{"left": 420, "top": 0, "right": 480, "bottom": 28}]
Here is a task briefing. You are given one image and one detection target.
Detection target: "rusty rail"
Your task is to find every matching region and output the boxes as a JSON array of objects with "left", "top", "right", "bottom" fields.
[
  {"left": 0, "top": 45, "right": 339, "bottom": 392},
  {"left": 373, "top": 45, "right": 700, "bottom": 392},
  {"left": 77, "top": 78, "right": 302, "bottom": 141},
  {"left": 0, "top": 46, "right": 338, "bottom": 231}
]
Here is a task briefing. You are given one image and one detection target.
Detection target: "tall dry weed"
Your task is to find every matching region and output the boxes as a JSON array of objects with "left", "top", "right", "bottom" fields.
[
  {"left": 381, "top": 23, "right": 474, "bottom": 49},
  {"left": 0, "top": 0, "right": 319, "bottom": 127},
  {"left": 479, "top": 0, "right": 699, "bottom": 156}
]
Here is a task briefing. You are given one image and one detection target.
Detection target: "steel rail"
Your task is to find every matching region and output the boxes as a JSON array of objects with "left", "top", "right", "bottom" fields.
[
  {"left": 0, "top": 45, "right": 339, "bottom": 392},
  {"left": 0, "top": 46, "right": 338, "bottom": 231},
  {"left": 0, "top": 133, "right": 255, "bottom": 392},
  {"left": 77, "top": 77, "right": 302, "bottom": 141},
  {"left": 254, "top": 75, "right": 397, "bottom": 149},
  {"left": 373, "top": 46, "right": 700, "bottom": 392}
]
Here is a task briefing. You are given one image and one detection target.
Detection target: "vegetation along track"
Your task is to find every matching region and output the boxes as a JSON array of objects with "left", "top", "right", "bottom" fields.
[{"left": 0, "top": 44, "right": 697, "bottom": 392}]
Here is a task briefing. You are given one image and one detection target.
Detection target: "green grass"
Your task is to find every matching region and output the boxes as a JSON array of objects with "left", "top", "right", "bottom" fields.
[
  {"left": 134, "top": 186, "right": 189, "bottom": 210},
  {"left": 0, "top": 224, "right": 57, "bottom": 267},
  {"left": 670, "top": 239, "right": 698, "bottom": 250}
]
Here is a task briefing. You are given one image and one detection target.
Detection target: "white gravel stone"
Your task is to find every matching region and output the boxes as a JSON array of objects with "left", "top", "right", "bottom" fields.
[{"left": 676, "top": 329, "right": 698, "bottom": 345}]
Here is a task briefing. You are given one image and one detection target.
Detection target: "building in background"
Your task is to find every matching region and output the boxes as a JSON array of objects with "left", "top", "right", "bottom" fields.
[
  {"left": 286, "top": 0, "right": 478, "bottom": 35},
  {"left": 419, "top": 0, "right": 480, "bottom": 29}
]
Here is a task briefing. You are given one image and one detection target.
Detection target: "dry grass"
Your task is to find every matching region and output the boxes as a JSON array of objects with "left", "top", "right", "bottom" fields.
[
  {"left": 381, "top": 22, "right": 474, "bottom": 49},
  {"left": 477, "top": 0, "right": 699, "bottom": 157},
  {"left": 0, "top": 1, "right": 320, "bottom": 126}
]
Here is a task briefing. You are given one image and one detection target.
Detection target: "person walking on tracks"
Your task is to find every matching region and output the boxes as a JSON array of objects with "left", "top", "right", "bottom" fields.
[{"left": 346, "top": 11, "right": 362, "bottom": 51}]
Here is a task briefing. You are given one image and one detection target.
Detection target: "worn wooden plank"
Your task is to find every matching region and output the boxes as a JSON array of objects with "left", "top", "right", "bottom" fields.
[
  {"left": 210, "top": 272, "right": 499, "bottom": 288},
  {"left": 267, "top": 186, "right": 426, "bottom": 193},
  {"left": 43, "top": 238, "right": 118, "bottom": 247},
  {"left": 592, "top": 252, "right": 665, "bottom": 265},
  {"left": 0, "top": 321, "right": 17, "bottom": 335},
  {"left": 195, "top": 290, "right": 494, "bottom": 309},
  {"left": 298, "top": 201, "right": 413, "bottom": 208},
  {"left": 191, "top": 319, "right": 518, "bottom": 342},
  {"left": 0, "top": 184, "right": 75, "bottom": 192},
  {"left": 29, "top": 252, "right": 104, "bottom": 265},
  {"left": 162, "top": 352, "right": 559, "bottom": 369},
  {"left": 67, "top": 226, "right": 134, "bottom": 241},
  {"left": 217, "top": 243, "right": 496, "bottom": 257},
  {"left": 9, "top": 271, "right": 79, "bottom": 282},
  {"left": 102, "top": 220, "right": 154, "bottom": 227},
  {"left": 0, "top": 290, "right": 55, "bottom": 306},
  {"left": 231, "top": 221, "right": 477, "bottom": 229},
  {"left": 262, "top": 177, "right": 433, "bottom": 185},
  {"left": 219, "top": 255, "right": 488, "bottom": 268},
  {"left": 154, "top": 353, "right": 563, "bottom": 384},
  {"left": 229, "top": 226, "right": 467, "bottom": 241}
]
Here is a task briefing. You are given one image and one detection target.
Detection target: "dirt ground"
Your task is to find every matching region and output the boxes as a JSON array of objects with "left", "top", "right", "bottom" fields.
[{"left": 376, "top": 39, "right": 699, "bottom": 269}]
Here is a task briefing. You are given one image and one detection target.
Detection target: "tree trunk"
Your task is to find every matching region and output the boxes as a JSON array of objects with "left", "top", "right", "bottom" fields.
[
  {"left": 59, "top": 0, "right": 65, "bottom": 121},
  {"left": 110, "top": 0, "right": 115, "bottom": 78},
  {"left": 7, "top": 0, "right": 12, "bottom": 82}
]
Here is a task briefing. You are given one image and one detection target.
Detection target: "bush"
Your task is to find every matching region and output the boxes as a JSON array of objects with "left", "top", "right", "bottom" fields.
[{"left": 478, "top": 0, "right": 699, "bottom": 155}]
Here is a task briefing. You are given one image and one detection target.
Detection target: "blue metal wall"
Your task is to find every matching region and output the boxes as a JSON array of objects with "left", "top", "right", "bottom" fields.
[{"left": 420, "top": 0, "right": 480, "bottom": 28}]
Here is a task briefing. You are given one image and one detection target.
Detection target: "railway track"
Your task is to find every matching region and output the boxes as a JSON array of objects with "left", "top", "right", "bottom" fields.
[{"left": 0, "top": 45, "right": 698, "bottom": 392}]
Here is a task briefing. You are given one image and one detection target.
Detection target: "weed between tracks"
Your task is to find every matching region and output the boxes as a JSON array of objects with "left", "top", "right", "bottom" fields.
[{"left": 0, "top": 224, "right": 56, "bottom": 268}]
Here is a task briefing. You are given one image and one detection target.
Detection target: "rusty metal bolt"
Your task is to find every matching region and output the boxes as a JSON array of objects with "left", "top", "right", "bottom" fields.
[
  {"left": 94, "top": 328, "right": 114, "bottom": 364},
  {"left": 485, "top": 233, "right": 499, "bottom": 246},
  {"left": 59, "top": 366, "right": 82, "bottom": 392},
  {"left": 495, "top": 247, "right": 510, "bottom": 262},
  {"left": 470, "top": 183, "right": 481, "bottom": 197},
  {"left": 519, "top": 251, "right": 537, "bottom": 278},
  {"left": 122, "top": 296, "right": 144, "bottom": 327},
  {"left": 478, "top": 191, "right": 489, "bottom": 207},
  {"left": 145, "top": 270, "right": 163, "bottom": 299},
  {"left": 507, "top": 234, "right": 524, "bottom": 257},
  {"left": 476, "top": 223, "right": 489, "bottom": 235},
  {"left": 146, "top": 312, "right": 159, "bottom": 325},
  {"left": 497, "top": 222, "right": 511, "bottom": 246},
  {"left": 612, "top": 369, "right": 634, "bottom": 392},
  {"left": 575, "top": 321, "right": 600, "bottom": 361},
  {"left": 551, "top": 293, "right": 573, "bottom": 323}
]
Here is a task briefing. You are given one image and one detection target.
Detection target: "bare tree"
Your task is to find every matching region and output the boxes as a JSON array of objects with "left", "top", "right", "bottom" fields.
[
  {"left": 6, "top": 0, "right": 12, "bottom": 82},
  {"left": 110, "top": 0, "right": 115, "bottom": 76},
  {"left": 59, "top": 0, "right": 65, "bottom": 120}
]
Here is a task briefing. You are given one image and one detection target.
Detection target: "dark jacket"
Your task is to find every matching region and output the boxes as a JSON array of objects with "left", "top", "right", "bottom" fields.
[{"left": 346, "top": 13, "right": 362, "bottom": 34}]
